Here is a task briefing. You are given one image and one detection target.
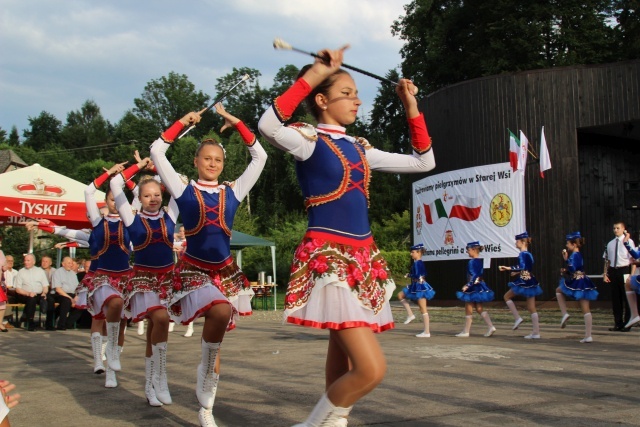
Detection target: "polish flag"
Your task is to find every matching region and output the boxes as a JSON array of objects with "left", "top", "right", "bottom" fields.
[{"left": 449, "top": 196, "right": 482, "bottom": 221}]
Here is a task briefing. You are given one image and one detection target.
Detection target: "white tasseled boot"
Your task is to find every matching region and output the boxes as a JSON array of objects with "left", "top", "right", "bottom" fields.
[
  {"left": 137, "top": 320, "right": 145, "bottom": 335},
  {"left": 196, "top": 340, "right": 221, "bottom": 409},
  {"left": 184, "top": 322, "right": 194, "bottom": 337},
  {"left": 145, "top": 356, "right": 162, "bottom": 407},
  {"left": 105, "top": 366, "right": 117, "bottom": 388},
  {"left": 91, "top": 332, "right": 105, "bottom": 374},
  {"left": 101, "top": 335, "right": 107, "bottom": 362},
  {"left": 198, "top": 407, "right": 219, "bottom": 427},
  {"left": 152, "top": 342, "right": 172, "bottom": 405},
  {"left": 292, "top": 393, "right": 351, "bottom": 427},
  {"left": 105, "top": 321, "right": 121, "bottom": 371}
]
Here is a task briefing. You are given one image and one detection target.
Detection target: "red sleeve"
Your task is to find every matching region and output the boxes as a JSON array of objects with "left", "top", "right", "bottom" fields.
[
  {"left": 408, "top": 113, "right": 432, "bottom": 154},
  {"left": 120, "top": 164, "right": 141, "bottom": 182},
  {"left": 65, "top": 242, "right": 79, "bottom": 248},
  {"left": 161, "top": 121, "right": 186, "bottom": 144},
  {"left": 273, "top": 78, "right": 312, "bottom": 122},
  {"left": 93, "top": 171, "right": 111, "bottom": 188},
  {"left": 37, "top": 225, "right": 55, "bottom": 234},
  {"left": 235, "top": 121, "right": 256, "bottom": 146},
  {"left": 125, "top": 179, "right": 136, "bottom": 191}
]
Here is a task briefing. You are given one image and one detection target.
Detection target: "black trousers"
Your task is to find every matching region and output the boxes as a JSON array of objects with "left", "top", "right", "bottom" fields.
[
  {"left": 55, "top": 293, "right": 80, "bottom": 328},
  {"left": 45, "top": 292, "right": 57, "bottom": 328},
  {"left": 608, "top": 266, "right": 631, "bottom": 328},
  {"left": 15, "top": 294, "right": 43, "bottom": 322}
]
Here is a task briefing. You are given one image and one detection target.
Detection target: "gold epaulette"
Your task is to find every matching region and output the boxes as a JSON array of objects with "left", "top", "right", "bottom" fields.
[{"left": 288, "top": 122, "right": 318, "bottom": 142}]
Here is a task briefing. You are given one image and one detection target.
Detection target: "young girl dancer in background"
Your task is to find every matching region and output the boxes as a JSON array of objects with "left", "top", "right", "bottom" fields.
[
  {"left": 499, "top": 232, "right": 543, "bottom": 339},
  {"left": 456, "top": 241, "right": 496, "bottom": 338},
  {"left": 259, "top": 45, "right": 435, "bottom": 426},
  {"left": 398, "top": 243, "right": 434, "bottom": 337},
  {"left": 85, "top": 162, "right": 133, "bottom": 387},
  {"left": 111, "top": 155, "right": 176, "bottom": 407},
  {"left": 621, "top": 231, "right": 640, "bottom": 328},
  {"left": 151, "top": 103, "right": 266, "bottom": 426},
  {"left": 556, "top": 231, "right": 598, "bottom": 343}
]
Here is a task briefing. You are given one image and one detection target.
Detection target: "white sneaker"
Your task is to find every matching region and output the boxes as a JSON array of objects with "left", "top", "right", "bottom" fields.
[
  {"left": 455, "top": 331, "right": 469, "bottom": 337},
  {"left": 512, "top": 317, "right": 523, "bottom": 330},
  {"left": 625, "top": 315, "right": 640, "bottom": 329},
  {"left": 560, "top": 313, "right": 570, "bottom": 329},
  {"left": 484, "top": 326, "right": 496, "bottom": 337},
  {"left": 137, "top": 321, "right": 145, "bottom": 335},
  {"left": 415, "top": 332, "right": 431, "bottom": 338},
  {"left": 403, "top": 314, "right": 416, "bottom": 325},
  {"left": 198, "top": 407, "right": 218, "bottom": 427},
  {"left": 184, "top": 323, "right": 194, "bottom": 337},
  {"left": 524, "top": 334, "right": 541, "bottom": 339},
  {"left": 580, "top": 336, "right": 593, "bottom": 343}
]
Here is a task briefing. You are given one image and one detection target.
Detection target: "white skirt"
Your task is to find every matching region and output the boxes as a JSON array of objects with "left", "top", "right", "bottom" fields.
[
  {"left": 169, "top": 284, "right": 236, "bottom": 330},
  {"left": 89, "top": 286, "right": 125, "bottom": 319},
  {"left": 128, "top": 292, "right": 167, "bottom": 322},
  {"left": 75, "top": 290, "right": 88, "bottom": 310},
  {"left": 285, "top": 280, "right": 395, "bottom": 333}
]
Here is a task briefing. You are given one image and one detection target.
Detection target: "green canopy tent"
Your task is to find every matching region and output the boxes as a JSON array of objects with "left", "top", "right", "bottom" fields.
[{"left": 231, "top": 230, "right": 277, "bottom": 310}]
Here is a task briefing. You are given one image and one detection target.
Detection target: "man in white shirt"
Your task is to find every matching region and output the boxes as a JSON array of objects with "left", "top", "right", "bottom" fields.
[
  {"left": 14, "top": 254, "right": 49, "bottom": 331},
  {"left": 603, "top": 221, "right": 636, "bottom": 331},
  {"left": 2, "top": 255, "right": 17, "bottom": 291},
  {"left": 52, "top": 256, "right": 80, "bottom": 330}
]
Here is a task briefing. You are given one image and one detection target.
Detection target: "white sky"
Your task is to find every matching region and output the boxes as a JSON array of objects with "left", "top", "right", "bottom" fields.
[{"left": 0, "top": 0, "right": 409, "bottom": 136}]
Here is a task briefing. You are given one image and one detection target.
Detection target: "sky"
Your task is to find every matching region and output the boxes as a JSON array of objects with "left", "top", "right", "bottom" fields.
[{"left": 0, "top": 0, "right": 410, "bottom": 138}]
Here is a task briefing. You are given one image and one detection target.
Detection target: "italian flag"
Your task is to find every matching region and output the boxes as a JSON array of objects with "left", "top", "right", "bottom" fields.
[
  {"left": 424, "top": 199, "right": 447, "bottom": 224},
  {"left": 449, "top": 195, "right": 482, "bottom": 221},
  {"left": 509, "top": 130, "right": 520, "bottom": 172}
]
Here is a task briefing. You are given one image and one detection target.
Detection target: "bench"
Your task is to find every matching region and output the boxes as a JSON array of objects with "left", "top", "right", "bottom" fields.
[{"left": 5, "top": 302, "right": 60, "bottom": 328}]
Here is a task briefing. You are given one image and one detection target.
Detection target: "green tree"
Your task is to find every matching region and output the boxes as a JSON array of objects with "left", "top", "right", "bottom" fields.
[
  {"left": 8, "top": 126, "right": 20, "bottom": 146},
  {"left": 59, "top": 100, "right": 113, "bottom": 162},
  {"left": 23, "top": 111, "right": 62, "bottom": 151},
  {"left": 613, "top": 0, "right": 640, "bottom": 59}
]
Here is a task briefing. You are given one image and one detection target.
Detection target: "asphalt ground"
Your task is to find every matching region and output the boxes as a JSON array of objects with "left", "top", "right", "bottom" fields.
[{"left": 2, "top": 305, "right": 640, "bottom": 426}]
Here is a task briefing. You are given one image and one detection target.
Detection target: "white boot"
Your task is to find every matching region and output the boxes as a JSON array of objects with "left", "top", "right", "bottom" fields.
[
  {"left": 106, "top": 322, "right": 121, "bottom": 371},
  {"left": 198, "top": 407, "right": 218, "bottom": 427},
  {"left": 105, "top": 366, "right": 117, "bottom": 388},
  {"left": 91, "top": 332, "right": 105, "bottom": 374},
  {"left": 101, "top": 336, "right": 107, "bottom": 362},
  {"left": 152, "top": 342, "right": 172, "bottom": 405},
  {"left": 196, "top": 341, "right": 221, "bottom": 409},
  {"left": 145, "top": 356, "right": 162, "bottom": 407},
  {"left": 137, "top": 320, "right": 145, "bottom": 335},
  {"left": 292, "top": 393, "right": 351, "bottom": 427},
  {"left": 168, "top": 322, "right": 175, "bottom": 332},
  {"left": 184, "top": 322, "right": 194, "bottom": 337}
]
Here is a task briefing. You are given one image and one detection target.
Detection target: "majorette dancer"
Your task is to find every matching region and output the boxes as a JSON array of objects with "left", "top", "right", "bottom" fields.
[
  {"left": 150, "top": 103, "right": 267, "bottom": 426},
  {"left": 398, "top": 243, "right": 435, "bottom": 337},
  {"left": 556, "top": 231, "right": 598, "bottom": 343},
  {"left": 258, "top": 46, "right": 435, "bottom": 426},
  {"left": 85, "top": 162, "right": 133, "bottom": 387},
  {"left": 499, "top": 231, "right": 543, "bottom": 339},
  {"left": 455, "top": 241, "right": 496, "bottom": 338},
  {"left": 111, "top": 155, "right": 177, "bottom": 407},
  {"left": 621, "top": 231, "right": 640, "bottom": 328}
]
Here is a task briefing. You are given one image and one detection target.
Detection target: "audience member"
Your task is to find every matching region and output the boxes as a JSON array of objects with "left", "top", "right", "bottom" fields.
[
  {"left": 52, "top": 256, "right": 81, "bottom": 330},
  {"left": 13, "top": 253, "right": 49, "bottom": 331},
  {"left": 40, "top": 256, "right": 57, "bottom": 330}
]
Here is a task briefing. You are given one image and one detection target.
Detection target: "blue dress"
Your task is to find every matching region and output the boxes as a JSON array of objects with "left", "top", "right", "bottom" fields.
[
  {"left": 623, "top": 241, "right": 640, "bottom": 294},
  {"left": 401, "top": 260, "right": 435, "bottom": 301},
  {"left": 559, "top": 252, "right": 598, "bottom": 301},
  {"left": 456, "top": 258, "right": 494, "bottom": 303},
  {"left": 507, "top": 251, "right": 543, "bottom": 297}
]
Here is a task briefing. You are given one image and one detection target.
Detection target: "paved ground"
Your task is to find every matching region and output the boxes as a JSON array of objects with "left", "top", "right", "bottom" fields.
[{"left": 2, "top": 306, "right": 640, "bottom": 426}]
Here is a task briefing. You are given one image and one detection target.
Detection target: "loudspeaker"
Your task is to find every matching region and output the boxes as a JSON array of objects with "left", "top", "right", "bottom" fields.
[{"left": 624, "top": 182, "right": 640, "bottom": 210}]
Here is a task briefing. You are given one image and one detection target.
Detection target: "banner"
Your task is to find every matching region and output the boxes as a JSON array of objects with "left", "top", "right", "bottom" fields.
[{"left": 413, "top": 162, "right": 525, "bottom": 262}]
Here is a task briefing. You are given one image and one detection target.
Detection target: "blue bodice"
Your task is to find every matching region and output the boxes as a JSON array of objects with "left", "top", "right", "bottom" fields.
[
  {"left": 409, "top": 260, "right": 426, "bottom": 285},
  {"left": 127, "top": 214, "right": 175, "bottom": 268},
  {"left": 565, "top": 252, "right": 584, "bottom": 273},
  {"left": 467, "top": 258, "right": 484, "bottom": 283},
  {"left": 93, "top": 219, "right": 131, "bottom": 273}
]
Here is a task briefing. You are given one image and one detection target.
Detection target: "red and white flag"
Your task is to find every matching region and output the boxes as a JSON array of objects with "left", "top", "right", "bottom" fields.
[
  {"left": 539, "top": 126, "right": 552, "bottom": 178},
  {"left": 449, "top": 195, "right": 482, "bottom": 221},
  {"left": 518, "top": 130, "right": 529, "bottom": 172}
]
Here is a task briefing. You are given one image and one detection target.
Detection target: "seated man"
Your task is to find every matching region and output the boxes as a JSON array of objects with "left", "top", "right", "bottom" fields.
[
  {"left": 52, "top": 256, "right": 81, "bottom": 330},
  {"left": 13, "top": 254, "right": 49, "bottom": 331}
]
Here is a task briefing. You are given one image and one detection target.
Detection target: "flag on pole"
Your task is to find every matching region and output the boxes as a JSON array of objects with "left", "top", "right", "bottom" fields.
[
  {"left": 423, "top": 199, "right": 447, "bottom": 224},
  {"left": 508, "top": 130, "right": 520, "bottom": 172},
  {"left": 539, "top": 126, "right": 551, "bottom": 178},
  {"left": 449, "top": 195, "right": 482, "bottom": 221},
  {"left": 518, "top": 130, "right": 529, "bottom": 172}
]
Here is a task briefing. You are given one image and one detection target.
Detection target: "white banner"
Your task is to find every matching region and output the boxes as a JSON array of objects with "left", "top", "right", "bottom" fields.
[{"left": 412, "top": 162, "right": 525, "bottom": 262}]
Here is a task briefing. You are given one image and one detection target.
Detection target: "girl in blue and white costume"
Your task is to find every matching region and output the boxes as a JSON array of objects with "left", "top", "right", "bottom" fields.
[
  {"left": 151, "top": 103, "right": 266, "bottom": 426},
  {"left": 398, "top": 243, "right": 435, "bottom": 338},
  {"left": 259, "top": 46, "right": 435, "bottom": 427},
  {"left": 111, "top": 155, "right": 177, "bottom": 407},
  {"left": 456, "top": 241, "right": 496, "bottom": 337},
  {"left": 499, "top": 231, "right": 543, "bottom": 339},
  {"left": 621, "top": 231, "right": 640, "bottom": 328},
  {"left": 556, "top": 231, "right": 598, "bottom": 343}
]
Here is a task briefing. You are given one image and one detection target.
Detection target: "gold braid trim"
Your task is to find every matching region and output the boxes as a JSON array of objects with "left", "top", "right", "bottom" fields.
[
  {"left": 183, "top": 186, "right": 231, "bottom": 237},
  {"left": 133, "top": 216, "right": 172, "bottom": 251}
]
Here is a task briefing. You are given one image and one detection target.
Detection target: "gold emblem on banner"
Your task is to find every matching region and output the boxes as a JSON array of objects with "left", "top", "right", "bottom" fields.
[{"left": 490, "top": 193, "right": 512, "bottom": 227}]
